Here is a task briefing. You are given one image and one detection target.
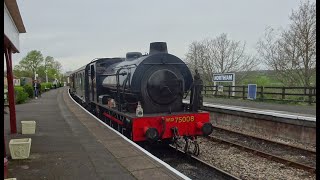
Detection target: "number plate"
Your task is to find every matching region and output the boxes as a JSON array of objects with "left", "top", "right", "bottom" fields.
[{"left": 165, "top": 116, "right": 195, "bottom": 123}]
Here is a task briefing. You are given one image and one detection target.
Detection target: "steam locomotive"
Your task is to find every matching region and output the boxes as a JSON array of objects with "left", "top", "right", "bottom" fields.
[{"left": 69, "top": 42, "right": 213, "bottom": 155}]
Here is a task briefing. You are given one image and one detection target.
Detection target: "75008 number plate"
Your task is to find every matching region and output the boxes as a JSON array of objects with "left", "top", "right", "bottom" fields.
[{"left": 165, "top": 116, "right": 195, "bottom": 123}]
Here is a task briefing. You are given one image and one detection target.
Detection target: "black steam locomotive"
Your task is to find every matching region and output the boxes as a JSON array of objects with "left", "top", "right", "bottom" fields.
[{"left": 69, "top": 42, "right": 212, "bottom": 155}]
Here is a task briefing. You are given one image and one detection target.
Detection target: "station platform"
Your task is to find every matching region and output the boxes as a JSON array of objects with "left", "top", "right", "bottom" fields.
[
  {"left": 4, "top": 87, "right": 186, "bottom": 180},
  {"left": 200, "top": 96, "right": 316, "bottom": 116}
]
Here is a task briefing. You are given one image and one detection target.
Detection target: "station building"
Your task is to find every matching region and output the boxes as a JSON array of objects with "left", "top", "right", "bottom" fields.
[{"left": 4, "top": 0, "right": 26, "bottom": 177}]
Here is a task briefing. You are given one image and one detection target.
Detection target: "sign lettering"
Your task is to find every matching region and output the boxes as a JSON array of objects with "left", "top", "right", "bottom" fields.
[{"left": 213, "top": 73, "right": 235, "bottom": 82}]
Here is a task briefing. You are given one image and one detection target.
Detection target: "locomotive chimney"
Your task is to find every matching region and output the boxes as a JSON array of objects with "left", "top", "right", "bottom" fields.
[{"left": 149, "top": 42, "right": 168, "bottom": 55}]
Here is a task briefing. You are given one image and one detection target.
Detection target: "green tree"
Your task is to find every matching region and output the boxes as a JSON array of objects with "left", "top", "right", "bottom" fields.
[
  {"left": 257, "top": 1, "right": 316, "bottom": 87},
  {"left": 53, "top": 61, "right": 62, "bottom": 74},
  {"left": 36, "top": 65, "right": 46, "bottom": 82},
  {"left": 13, "top": 65, "right": 33, "bottom": 78},
  {"left": 44, "top": 56, "right": 62, "bottom": 82},
  {"left": 255, "top": 76, "right": 271, "bottom": 86},
  {"left": 39, "top": 56, "right": 55, "bottom": 82},
  {"left": 14, "top": 52, "right": 63, "bottom": 83},
  {"left": 44, "top": 56, "right": 55, "bottom": 69},
  {"left": 15, "top": 50, "right": 44, "bottom": 79},
  {"left": 185, "top": 34, "right": 258, "bottom": 84}
]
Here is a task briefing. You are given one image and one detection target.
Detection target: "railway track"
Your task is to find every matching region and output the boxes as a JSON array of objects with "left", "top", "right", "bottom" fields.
[
  {"left": 214, "top": 126, "right": 316, "bottom": 154},
  {"left": 149, "top": 144, "right": 241, "bottom": 180},
  {"left": 207, "top": 133, "right": 316, "bottom": 173}
]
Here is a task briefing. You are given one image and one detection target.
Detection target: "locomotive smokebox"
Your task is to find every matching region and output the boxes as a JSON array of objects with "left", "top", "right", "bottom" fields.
[{"left": 149, "top": 42, "right": 168, "bottom": 55}]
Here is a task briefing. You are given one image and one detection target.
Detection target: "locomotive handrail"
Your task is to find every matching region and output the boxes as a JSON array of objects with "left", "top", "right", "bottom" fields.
[
  {"left": 90, "top": 101, "right": 134, "bottom": 119},
  {"left": 90, "top": 57, "right": 124, "bottom": 63},
  {"left": 122, "top": 72, "right": 131, "bottom": 102},
  {"left": 99, "top": 72, "right": 127, "bottom": 76},
  {"left": 116, "top": 67, "right": 125, "bottom": 111},
  {"left": 112, "top": 64, "right": 138, "bottom": 70}
]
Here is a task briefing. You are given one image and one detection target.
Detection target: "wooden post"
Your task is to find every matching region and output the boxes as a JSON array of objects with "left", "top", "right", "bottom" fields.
[
  {"left": 282, "top": 87, "right": 285, "bottom": 100},
  {"left": 204, "top": 86, "right": 206, "bottom": 95},
  {"left": 261, "top": 86, "right": 264, "bottom": 101},
  {"left": 308, "top": 87, "right": 312, "bottom": 105},
  {"left": 4, "top": 47, "right": 17, "bottom": 134},
  {"left": 214, "top": 85, "right": 217, "bottom": 97},
  {"left": 228, "top": 85, "right": 231, "bottom": 98},
  {"left": 4, "top": 137, "right": 6, "bottom": 158},
  {"left": 242, "top": 86, "right": 245, "bottom": 99},
  {"left": 304, "top": 87, "right": 307, "bottom": 95}
]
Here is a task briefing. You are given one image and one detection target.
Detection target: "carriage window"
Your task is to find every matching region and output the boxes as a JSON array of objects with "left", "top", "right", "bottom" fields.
[
  {"left": 91, "top": 65, "right": 95, "bottom": 79},
  {"left": 76, "top": 74, "right": 79, "bottom": 87},
  {"left": 75, "top": 74, "right": 77, "bottom": 87},
  {"left": 82, "top": 73, "right": 85, "bottom": 90}
]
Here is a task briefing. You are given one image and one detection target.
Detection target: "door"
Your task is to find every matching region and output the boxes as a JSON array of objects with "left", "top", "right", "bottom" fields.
[{"left": 90, "top": 64, "right": 95, "bottom": 101}]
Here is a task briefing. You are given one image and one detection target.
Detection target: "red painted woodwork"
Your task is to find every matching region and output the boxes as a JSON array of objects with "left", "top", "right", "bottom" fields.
[{"left": 4, "top": 47, "right": 17, "bottom": 134}]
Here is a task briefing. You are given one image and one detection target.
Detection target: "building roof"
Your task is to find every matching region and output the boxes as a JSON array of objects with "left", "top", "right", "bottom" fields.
[{"left": 4, "top": 0, "right": 26, "bottom": 33}]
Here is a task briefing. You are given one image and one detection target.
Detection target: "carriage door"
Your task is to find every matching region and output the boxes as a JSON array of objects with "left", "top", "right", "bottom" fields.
[{"left": 90, "top": 64, "right": 95, "bottom": 101}]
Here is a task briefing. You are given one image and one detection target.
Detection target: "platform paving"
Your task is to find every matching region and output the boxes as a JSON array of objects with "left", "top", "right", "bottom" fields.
[{"left": 4, "top": 87, "right": 184, "bottom": 180}]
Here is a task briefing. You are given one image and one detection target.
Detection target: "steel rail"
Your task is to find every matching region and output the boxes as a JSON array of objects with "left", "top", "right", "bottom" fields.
[
  {"left": 169, "top": 145, "right": 241, "bottom": 180},
  {"left": 207, "top": 136, "right": 316, "bottom": 173},
  {"left": 213, "top": 126, "right": 316, "bottom": 154}
]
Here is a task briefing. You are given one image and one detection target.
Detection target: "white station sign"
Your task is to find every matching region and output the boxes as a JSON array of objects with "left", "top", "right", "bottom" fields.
[
  {"left": 213, "top": 73, "right": 235, "bottom": 82},
  {"left": 212, "top": 73, "right": 235, "bottom": 96}
]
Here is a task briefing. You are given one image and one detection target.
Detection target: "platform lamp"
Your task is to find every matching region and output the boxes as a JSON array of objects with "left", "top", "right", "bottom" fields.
[
  {"left": 45, "top": 69, "right": 48, "bottom": 83},
  {"left": 45, "top": 59, "right": 48, "bottom": 83},
  {"left": 34, "top": 70, "right": 37, "bottom": 80}
]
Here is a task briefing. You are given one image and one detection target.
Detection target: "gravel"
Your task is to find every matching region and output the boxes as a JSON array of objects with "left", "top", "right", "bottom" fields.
[
  {"left": 211, "top": 128, "right": 316, "bottom": 168},
  {"left": 149, "top": 145, "right": 229, "bottom": 180},
  {"left": 197, "top": 137, "right": 316, "bottom": 180}
]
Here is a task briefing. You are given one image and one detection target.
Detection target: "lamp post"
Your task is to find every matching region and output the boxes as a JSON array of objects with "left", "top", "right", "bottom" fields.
[
  {"left": 54, "top": 74, "right": 57, "bottom": 88},
  {"left": 45, "top": 69, "right": 48, "bottom": 83},
  {"left": 34, "top": 70, "right": 37, "bottom": 80}
]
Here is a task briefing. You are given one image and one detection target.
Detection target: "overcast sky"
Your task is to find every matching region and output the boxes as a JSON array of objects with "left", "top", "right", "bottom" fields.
[{"left": 13, "top": 0, "right": 306, "bottom": 72}]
